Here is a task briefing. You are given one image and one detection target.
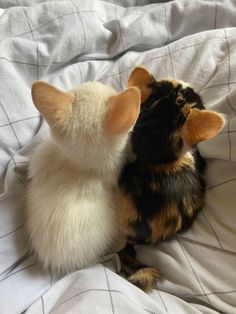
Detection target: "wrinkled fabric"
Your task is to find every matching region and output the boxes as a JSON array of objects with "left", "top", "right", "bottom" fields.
[{"left": 0, "top": 1, "right": 235, "bottom": 313}]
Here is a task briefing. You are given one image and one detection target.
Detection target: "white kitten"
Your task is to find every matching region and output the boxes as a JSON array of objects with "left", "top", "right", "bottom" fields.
[{"left": 26, "top": 81, "right": 141, "bottom": 274}]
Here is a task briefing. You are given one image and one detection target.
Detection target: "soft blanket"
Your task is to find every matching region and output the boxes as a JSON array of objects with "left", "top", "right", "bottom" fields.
[{"left": 0, "top": 1, "right": 236, "bottom": 313}]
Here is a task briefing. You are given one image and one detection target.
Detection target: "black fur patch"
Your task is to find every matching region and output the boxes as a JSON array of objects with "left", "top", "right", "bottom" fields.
[
  {"left": 132, "top": 81, "right": 204, "bottom": 164},
  {"left": 129, "top": 219, "right": 151, "bottom": 244}
]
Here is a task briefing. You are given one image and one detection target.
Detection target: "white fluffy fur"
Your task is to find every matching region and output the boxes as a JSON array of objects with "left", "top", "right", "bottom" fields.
[{"left": 26, "top": 82, "right": 131, "bottom": 274}]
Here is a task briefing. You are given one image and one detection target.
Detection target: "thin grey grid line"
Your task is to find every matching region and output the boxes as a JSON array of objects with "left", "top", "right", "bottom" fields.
[
  {"left": 218, "top": 130, "right": 236, "bottom": 135},
  {"left": 55, "top": 289, "right": 109, "bottom": 309},
  {"left": 163, "top": 3, "right": 170, "bottom": 43},
  {"left": 214, "top": 2, "right": 218, "bottom": 29},
  {"left": 168, "top": 46, "right": 175, "bottom": 78},
  {"left": 118, "top": 59, "right": 123, "bottom": 91},
  {"left": 110, "top": 6, "right": 125, "bottom": 90},
  {"left": 49, "top": 268, "right": 53, "bottom": 286},
  {"left": 169, "top": 36, "right": 226, "bottom": 55},
  {"left": 8, "top": 158, "right": 28, "bottom": 167},
  {"left": 0, "top": 56, "right": 67, "bottom": 67},
  {"left": 30, "top": 275, "right": 56, "bottom": 312},
  {"left": 77, "top": 62, "right": 83, "bottom": 83},
  {"left": 224, "top": 29, "right": 231, "bottom": 93},
  {"left": 115, "top": 6, "right": 125, "bottom": 51},
  {"left": 11, "top": 157, "right": 26, "bottom": 186},
  {"left": 99, "top": 51, "right": 170, "bottom": 82},
  {"left": 115, "top": 6, "right": 125, "bottom": 92},
  {"left": 41, "top": 296, "right": 45, "bottom": 314},
  {"left": 71, "top": 0, "right": 87, "bottom": 53},
  {"left": 0, "top": 56, "right": 48, "bottom": 67},
  {"left": 228, "top": 120, "right": 232, "bottom": 161},
  {"left": 41, "top": 284, "right": 54, "bottom": 301},
  {"left": 0, "top": 224, "right": 24, "bottom": 240},
  {"left": 0, "top": 115, "right": 40, "bottom": 128},
  {"left": 0, "top": 101, "right": 22, "bottom": 149},
  {"left": 102, "top": 257, "right": 119, "bottom": 274},
  {"left": 14, "top": 11, "right": 96, "bottom": 39},
  {"left": 157, "top": 290, "right": 168, "bottom": 313},
  {"left": 0, "top": 262, "right": 38, "bottom": 283},
  {"left": 178, "top": 235, "right": 236, "bottom": 256},
  {"left": 182, "top": 288, "right": 236, "bottom": 298},
  {"left": 99, "top": 35, "right": 226, "bottom": 83},
  {"left": 4, "top": 163, "right": 27, "bottom": 183},
  {"left": 203, "top": 81, "right": 236, "bottom": 91},
  {"left": 7, "top": 162, "right": 25, "bottom": 186},
  {"left": 201, "top": 211, "right": 223, "bottom": 249},
  {"left": 0, "top": 251, "right": 31, "bottom": 279},
  {"left": 226, "top": 95, "right": 236, "bottom": 114},
  {"left": 15, "top": 173, "right": 26, "bottom": 186},
  {"left": 23, "top": 7, "right": 39, "bottom": 79},
  {"left": 109, "top": 290, "right": 158, "bottom": 314},
  {"left": 207, "top": 177, "right": 236, "bottom": 190},
  {"left": 104, "top": 266, "right": 115, "bottom": 314},
  {"left": 176, "top": 236, "right": 212, "bottom": 305},
  {"left": 54, "top": 288, "right": 156, "bottom": 314}
]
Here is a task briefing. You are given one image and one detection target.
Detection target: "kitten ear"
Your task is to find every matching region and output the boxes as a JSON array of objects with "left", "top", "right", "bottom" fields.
[
  {"left": 182, "top": 108, "right": 225, "bottom": 146},
  {"left": 128, "top": 66, "right": 155, "bottom": 103},
  {"left": 105, "top": 87, "right": 141, "bottom": 135},
  {"left": 31, "top": 81, "right": 75, "bottom": 124}
]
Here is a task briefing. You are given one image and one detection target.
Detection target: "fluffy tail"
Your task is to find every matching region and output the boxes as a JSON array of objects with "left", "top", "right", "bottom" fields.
[
  {"left": 119, "top": 245, "right": 161, "bottom": 292},
  {"left": 128, "top": 266, "right": 161, "bottom": 292}
]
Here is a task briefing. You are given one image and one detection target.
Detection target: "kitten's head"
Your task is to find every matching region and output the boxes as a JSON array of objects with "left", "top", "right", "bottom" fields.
[
  {"left": 31, "top": 81, "right": 141, "bottom": 172},
  {"left": 128, "top": 66, "right": 225, "bottom": 164}
]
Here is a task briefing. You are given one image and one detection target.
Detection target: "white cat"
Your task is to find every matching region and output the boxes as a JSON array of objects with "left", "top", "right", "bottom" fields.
[{"left": 26, "top": 80, "right": 141, "bottom": 274}]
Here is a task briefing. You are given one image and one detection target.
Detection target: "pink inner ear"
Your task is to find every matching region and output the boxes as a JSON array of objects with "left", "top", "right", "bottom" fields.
[
  {"left": 105, "top": 87, "right": 141, "bottom": 135},
  {"left": 182, "top": 109, "right": 225, "bottom": 146},
  {"left": 32, "top": 81, "right": 75, "bottom": 123}
]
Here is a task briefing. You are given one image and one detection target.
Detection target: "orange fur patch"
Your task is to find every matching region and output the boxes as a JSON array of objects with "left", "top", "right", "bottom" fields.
[
  {"left": 181, "top": 103, "right": 197, "bottom": 117},
  {"left": 183, "top": 196, "right": 195, "bottom": 217},
  {"left": 151, "top": 203, "right": 182, "bottom": 243},
  {"left": 164, "top": 78, "right": 181, "bottom": 88},
  {"left": 116, "top": 188, "right": 139, "bottom": 239},
  {"left": 151, "top": 152, "right": 194, "bottom": 175}
]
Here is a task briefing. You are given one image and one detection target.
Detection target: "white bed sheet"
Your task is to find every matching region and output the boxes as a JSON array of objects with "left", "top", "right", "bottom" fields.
[{"left": 0, "top": 1, "right": 236, "bottom": 313}]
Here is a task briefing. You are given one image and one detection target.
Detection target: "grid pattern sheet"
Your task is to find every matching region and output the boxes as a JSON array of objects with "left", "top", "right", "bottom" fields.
[{"left": 0, "top": 0, "right": 236, "bottom": 313}]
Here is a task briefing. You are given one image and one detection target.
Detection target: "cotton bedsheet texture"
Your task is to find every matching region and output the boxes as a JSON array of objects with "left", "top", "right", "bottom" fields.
[{"left": 0, "top": 0, "right": 236, "bottom": 313}]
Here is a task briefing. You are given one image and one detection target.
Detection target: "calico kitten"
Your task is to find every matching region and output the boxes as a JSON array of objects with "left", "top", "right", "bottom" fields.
[
  {"left": 26, "top": 81, "right": 141, "bottom": 274},
  {"left": 117, "top": 66, "right": 225, "bottom": 291}
]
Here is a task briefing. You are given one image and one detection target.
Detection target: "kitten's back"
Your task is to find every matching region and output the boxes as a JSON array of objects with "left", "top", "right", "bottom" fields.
[{"left": 26, "top": 81, "right": 141, "bottom": 273}]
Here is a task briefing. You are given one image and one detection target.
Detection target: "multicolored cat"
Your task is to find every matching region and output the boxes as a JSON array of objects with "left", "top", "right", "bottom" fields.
[{"left": 117, "top": 66, "right": 225, "bottom": 291}]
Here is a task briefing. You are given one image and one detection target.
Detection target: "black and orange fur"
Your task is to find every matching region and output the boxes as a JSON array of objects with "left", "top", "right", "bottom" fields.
[{"left": 117, "top": 67, "right": 225, "bottom": 291}]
